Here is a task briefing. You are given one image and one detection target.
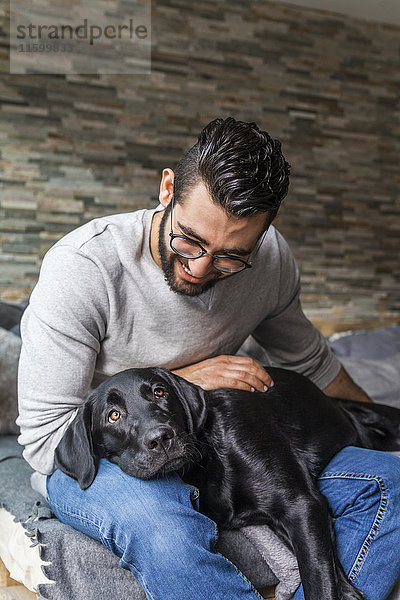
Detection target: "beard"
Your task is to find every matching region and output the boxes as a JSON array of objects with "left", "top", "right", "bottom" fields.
[{"left": 158, "top": 204, "right": 224, "bottom": 297}]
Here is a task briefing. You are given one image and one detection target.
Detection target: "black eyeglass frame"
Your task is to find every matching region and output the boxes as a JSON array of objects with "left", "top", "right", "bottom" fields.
[{"left": 168, "top": 195, "right": 268, "bottom": 274}]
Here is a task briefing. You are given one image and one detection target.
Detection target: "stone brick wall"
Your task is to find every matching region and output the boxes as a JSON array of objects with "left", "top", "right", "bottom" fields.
[{"left": 0, "top": 1, "right": 399, "bottom": 331}]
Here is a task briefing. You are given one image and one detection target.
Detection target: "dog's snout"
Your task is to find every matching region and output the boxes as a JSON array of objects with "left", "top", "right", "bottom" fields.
[{"left": 144, "top": 426, "right": 175, "bottom": 451}]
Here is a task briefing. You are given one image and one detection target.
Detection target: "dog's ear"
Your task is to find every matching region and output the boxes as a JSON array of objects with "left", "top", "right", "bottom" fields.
[
  {"left": 54, "top": 395, "right": 97, "bottom": 490},
  {"left": 158, "top": 369, "right": 208, "bottom": 433}
]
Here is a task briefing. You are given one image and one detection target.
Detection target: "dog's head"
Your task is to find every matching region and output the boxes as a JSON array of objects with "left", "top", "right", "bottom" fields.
[{"left": 54, "top": 367, "right": 208, "bottom": 489}]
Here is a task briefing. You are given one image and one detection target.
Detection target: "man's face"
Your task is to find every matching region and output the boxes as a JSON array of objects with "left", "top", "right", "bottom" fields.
[{"left": 158, "top": 182, "right": 267, "bottom": 297}]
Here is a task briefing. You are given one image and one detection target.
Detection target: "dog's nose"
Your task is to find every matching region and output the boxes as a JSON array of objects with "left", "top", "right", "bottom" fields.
[{"left": 144, "top": 426, "right": 175, "bottom": 451}]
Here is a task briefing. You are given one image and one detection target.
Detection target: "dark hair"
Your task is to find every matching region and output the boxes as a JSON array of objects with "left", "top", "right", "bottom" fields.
[{"left": 173, "top": 117, "right": 291, "bottom": 223}]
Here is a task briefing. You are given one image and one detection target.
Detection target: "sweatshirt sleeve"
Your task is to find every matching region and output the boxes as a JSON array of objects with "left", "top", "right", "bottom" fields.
[
  {"left": 251, "top": 232, "right": 341, "bottom": 390},
  {"left": 16, "top": 244, "right": 109, "bottom": 476}
]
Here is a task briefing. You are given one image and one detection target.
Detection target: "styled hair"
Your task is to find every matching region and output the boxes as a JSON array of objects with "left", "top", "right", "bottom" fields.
[{"left": 173, "top": 117, "right": 291, "bottom": 224}]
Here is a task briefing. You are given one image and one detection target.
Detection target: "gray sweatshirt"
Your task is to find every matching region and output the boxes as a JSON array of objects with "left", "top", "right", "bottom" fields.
[{"left": 17, "top": 205, "right": 341, "bottom": 498}]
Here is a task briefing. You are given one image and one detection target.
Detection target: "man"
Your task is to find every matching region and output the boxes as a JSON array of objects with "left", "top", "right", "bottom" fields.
[{"left": 17, "top": 117, "right": 400, "bottom": 599}]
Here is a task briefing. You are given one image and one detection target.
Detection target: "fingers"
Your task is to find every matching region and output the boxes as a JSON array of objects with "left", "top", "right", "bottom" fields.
[
  {"left": 218, "top": 355, "right": 274, "bottom": 391},
  {"left": 172, "top": 355, "right": 274, "bottom": 393},
  {"left": 226, "top": 370, "right": 270, "bottom": 393},
  {"left": 198, "top": 377, "right": 250, "bottom": 392}
]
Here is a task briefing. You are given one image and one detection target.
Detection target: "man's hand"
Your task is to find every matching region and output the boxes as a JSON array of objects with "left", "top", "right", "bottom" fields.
[{"left": 172, "top": 355, "right": 274, "bottom": 392}]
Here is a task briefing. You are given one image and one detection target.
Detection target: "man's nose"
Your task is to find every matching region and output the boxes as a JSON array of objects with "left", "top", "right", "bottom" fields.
[{"left": 188, "top": 255, "right": 214, "bottom": 277}]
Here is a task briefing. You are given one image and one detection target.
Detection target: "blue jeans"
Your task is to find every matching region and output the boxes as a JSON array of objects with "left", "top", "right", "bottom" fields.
[{"left": 46, "top": 447, "right": 400, "bottom": 600}]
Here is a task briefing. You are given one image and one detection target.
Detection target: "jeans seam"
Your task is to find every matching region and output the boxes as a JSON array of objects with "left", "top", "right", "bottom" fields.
[{"left": 319, "top": 471, "right": 388, "bottom": 582}]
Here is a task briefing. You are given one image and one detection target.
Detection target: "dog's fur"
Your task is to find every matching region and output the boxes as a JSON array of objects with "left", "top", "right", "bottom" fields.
[{"left": 55, "top": 366, "right": 400, "bottom": 600}]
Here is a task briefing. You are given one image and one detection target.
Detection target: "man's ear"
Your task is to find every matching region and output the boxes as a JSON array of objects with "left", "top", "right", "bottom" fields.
[
  {"left": 158, "top": 369, "right": 208, "bottom": 434},
  {"left": 159, "top": 168, "right": 175, "bottom": 207},
  {"left": 54, "top": 395, "right": 98, "bottom": 490}
]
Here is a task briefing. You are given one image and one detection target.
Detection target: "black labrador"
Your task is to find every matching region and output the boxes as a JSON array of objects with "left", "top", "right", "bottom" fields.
[{"left": 55, "top": 366, "right": 400, "bottom": 600}]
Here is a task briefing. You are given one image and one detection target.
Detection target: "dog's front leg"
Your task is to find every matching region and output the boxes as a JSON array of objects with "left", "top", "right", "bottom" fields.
[{"left": 272, "top": 490, "right": 364, "bottom": 600}]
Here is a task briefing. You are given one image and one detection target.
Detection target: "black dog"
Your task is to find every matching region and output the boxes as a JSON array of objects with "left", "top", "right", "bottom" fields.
[{"left": 55, "top": 366, "right": 400, "bottom": 600}]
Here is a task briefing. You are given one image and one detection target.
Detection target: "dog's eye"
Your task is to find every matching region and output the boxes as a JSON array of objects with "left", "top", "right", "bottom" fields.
[
  {"left": 108, "top": 410, "right": 121, "bottom": 423},
  {"left": 153, "top": 386, "right": 167, "bottom": 399}
]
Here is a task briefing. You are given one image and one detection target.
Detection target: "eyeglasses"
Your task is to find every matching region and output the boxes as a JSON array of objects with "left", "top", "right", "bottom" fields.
[{"left": 169, "top": 195, "right": 267, "bottom": 274}]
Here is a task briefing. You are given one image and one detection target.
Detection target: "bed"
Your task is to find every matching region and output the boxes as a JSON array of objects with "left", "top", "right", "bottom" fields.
[{"left": 0, "top": 302, "right": 399, "bottom": 600}]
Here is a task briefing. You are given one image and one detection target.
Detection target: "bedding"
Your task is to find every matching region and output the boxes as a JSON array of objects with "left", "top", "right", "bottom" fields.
[
  {"left": 328, "top": 326, "right": 400, "bottom": 407},
  {"left": 328, "top": 326, "right": 400, "bottom": 359},
  {"left": 0, "top": 507, "right": 53, "bottom": 591},
  {"left": 0, "top": 313, "right": 399, "bottom": 600},
  {"left": 0, "top": 436, "right": 279, "bottom": 600},
  {"left": 0, "top": 328, "right": 20, "bottom": 436}
]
